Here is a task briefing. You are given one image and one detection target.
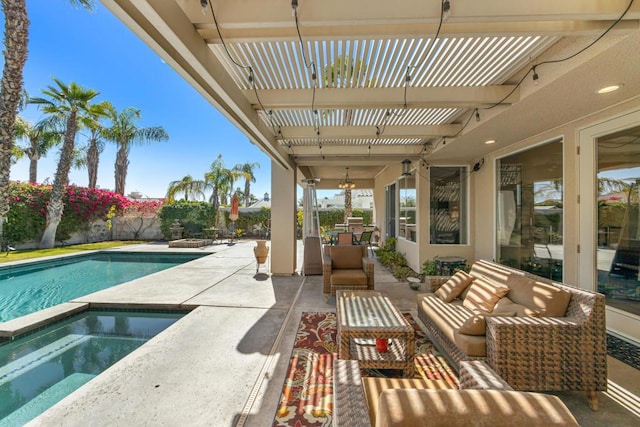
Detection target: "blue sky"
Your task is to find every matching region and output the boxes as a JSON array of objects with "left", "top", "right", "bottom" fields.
[{"left": 9, "top": 1, "right": 274, "bottom": 199}]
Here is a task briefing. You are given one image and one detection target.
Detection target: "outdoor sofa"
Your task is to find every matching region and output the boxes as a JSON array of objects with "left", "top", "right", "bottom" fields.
[{"left": 418, "top": 259, "right": 607, "bottom": 410}]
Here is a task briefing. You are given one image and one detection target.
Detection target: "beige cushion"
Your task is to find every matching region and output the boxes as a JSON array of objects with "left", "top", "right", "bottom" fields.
[
  {"left": 330, "top": 269, "right": 368, "bottom": 285},
  {"left": 462, "top": 276, "right": 510, "bottom": 313},
  {"left": 494, "top": 296, "right": 540, "bottom": 317},
  {"left": 434, "top": 271, "right": 474, "bottom": 302},
  {"left": 506, "top": 274, "right": 571, "bottom": 317},
  {"left": 458, "top": 312, "right": 517, "bottom": 336},
  {"left": 375, "top": 389, "right": 579, "bottom": 427},
  {"left": 417, "top": 294, "right": 486, "bottom": 357},
  {"left": 330, "top": 246, "right": 363, "bottom": 269},
  {"left": 453, "top": 330, "right": 488, "bottom": 357},
  {"left": 362, "top": 377, "right": 451, "bottom": 427}
]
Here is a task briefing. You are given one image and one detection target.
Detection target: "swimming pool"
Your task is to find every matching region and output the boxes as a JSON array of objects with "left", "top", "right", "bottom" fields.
[
  {"left": 0, "top": 252, "right": 204, "bottom": 322},
  {"left": 0, "top": 309, "right": 185, "bottom": 425}
]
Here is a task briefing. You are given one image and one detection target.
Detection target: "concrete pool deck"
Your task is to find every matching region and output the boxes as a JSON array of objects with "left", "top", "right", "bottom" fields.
[{"left": 2, "top": 241, "right": 636, "bottom": 426}]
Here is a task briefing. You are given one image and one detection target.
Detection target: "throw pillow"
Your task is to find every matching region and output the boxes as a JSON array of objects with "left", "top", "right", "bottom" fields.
[
  {"left": 494, "top": 296, "right": 540, "bottom": 317},
  {"left": 462, "top": 276, "right": 510, "bottom": 313},
  {"left": 458, "top": 311, "right": 517, "bottom": 336},
  {"left": 434, "top": 271, "right": 475, "bottom": 302},
  {"left": 506, "top": 274, "right": 571, "bottom": 317}
]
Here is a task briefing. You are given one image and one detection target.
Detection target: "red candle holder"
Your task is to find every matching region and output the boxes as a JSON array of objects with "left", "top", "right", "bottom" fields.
[{"left": 376, "top": 338, "right": 388, "bottom": 352}]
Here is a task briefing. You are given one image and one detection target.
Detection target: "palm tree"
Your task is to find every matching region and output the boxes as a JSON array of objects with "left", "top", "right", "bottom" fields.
[
  {"left": 14, "top": 116, "right": 62, "bottom": 183},
  {"left": 1, "top": 0, "right": 94, "bottom": 243},
  {"left": 79, "top": 101, "right": 110, "bottom": 189},
  {"left": 233, "top": 162, "right": 260, "bottom": 207},
  {"left": 0, "top": 0, "right": 29, "bottom": 240},
  {"left": 103, "top": 106, "right": 168, "bottom": 195},
  {"left": 205, "top": 154, "right": 234, "bottom": 210},
  {"left": 166, "top": 175, "right": 206, "bottom": 202},
  {"left": 29, "top": 78, "right": 100, "bottom": 248}
]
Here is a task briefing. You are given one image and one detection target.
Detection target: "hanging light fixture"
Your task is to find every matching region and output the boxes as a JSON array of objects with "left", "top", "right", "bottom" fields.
[
  {"left": 338, "top": 167, "right": 356, "bottom": 189},
  {"left": 401, "top": 159, "right": 412, "bottom": 176}
]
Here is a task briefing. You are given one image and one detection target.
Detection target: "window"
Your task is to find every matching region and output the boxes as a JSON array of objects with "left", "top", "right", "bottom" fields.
[
  {"left": 430, "top": 167, "right": 468, "bottom": 244},
  {"left": 496, "top": 140, "right": 563, "bottom": 280},
  {"left": 385, "top": 183, "right": 396, "bottom": 238},
  {"left": 399, "top": 174, "right": 416, "bottom": 242}
]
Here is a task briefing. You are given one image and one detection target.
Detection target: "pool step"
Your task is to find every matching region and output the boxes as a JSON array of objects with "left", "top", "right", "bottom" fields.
[
  {"left": 0, "top": 372, "right": 96, "bottom": 425},
  {"left": 0, "top": 334, "right": 90, "bottom": 386}
]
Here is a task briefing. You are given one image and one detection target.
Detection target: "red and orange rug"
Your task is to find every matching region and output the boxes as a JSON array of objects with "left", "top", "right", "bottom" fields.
[{"left": 272, "top": 311, "right": 458, "bottom": 427}]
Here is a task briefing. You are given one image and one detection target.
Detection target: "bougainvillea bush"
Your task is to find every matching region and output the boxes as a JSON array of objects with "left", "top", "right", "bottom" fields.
[
  {"left": 118, "top": 200, "right": 164, "bottom": 239},
  {"left": 6, "top": 182, "right": 131, "bottom": 244}
]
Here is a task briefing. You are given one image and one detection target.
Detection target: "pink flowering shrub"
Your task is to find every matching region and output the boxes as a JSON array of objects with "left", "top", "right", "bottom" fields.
[
  {"left": 118, "top": 199, "right": 164, "bottom": 239},
  {"left": 6, "top": 182, "right": 132, "bottom": 243}
]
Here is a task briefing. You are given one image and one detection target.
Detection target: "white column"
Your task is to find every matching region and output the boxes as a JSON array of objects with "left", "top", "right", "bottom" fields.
[{"left": 271, "top": 160, "right": 297, "bottom": 275}]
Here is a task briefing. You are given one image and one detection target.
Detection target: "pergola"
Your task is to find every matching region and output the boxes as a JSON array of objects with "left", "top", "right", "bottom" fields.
[{"left": 101, "top": 0, "right": 639, "bottom": 187}]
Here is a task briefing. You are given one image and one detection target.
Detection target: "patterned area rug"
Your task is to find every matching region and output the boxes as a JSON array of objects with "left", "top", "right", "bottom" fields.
[{"left": 272, "top": 312, "right": 458, "bottom": 427}]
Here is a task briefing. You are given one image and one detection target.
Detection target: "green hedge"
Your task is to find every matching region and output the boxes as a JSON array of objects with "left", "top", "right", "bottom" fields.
[
  {"left": 158, "top": 202, "right": 216, "bottom": 238},
  {"left": 315, "top": 209, "right": 373, "bottom": 229},
  {"left": 158, "top": 203, "right": 272, "bottom": 238}
]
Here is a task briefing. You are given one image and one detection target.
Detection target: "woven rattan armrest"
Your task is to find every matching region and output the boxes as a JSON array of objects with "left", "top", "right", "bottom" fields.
[
  {"left": 459, "top": 360, "right": 513, "bottom": 391},
  {"left": 485, "top": 315, "right": 607, "bottom": 394},
  {"left": 333, "top": 359, "right": 372, "bottom": 427}
]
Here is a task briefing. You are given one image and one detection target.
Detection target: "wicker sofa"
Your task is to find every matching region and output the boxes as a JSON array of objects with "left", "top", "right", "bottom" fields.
[{"left": 418, "top": 259, "right": 607, "bottom": 410}]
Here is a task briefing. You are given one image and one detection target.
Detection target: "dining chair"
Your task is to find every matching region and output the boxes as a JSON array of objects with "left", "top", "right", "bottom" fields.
[
  {"left": 337, "top": 232, "right": 354, "bottom": 245},
  {"left": 353, "top": 230, "right": 374, "bottom": 255}
]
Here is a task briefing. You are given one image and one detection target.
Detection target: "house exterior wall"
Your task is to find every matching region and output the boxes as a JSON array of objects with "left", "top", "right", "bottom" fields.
[
  {"left": 475, "top": 98, "right": 640, "bottom": 342},
  {"left": 373, "top": 99, "right": 640, "bottom": 341},
  {"left": 475, "top": 98, "right": 640, "bottom": 290}
]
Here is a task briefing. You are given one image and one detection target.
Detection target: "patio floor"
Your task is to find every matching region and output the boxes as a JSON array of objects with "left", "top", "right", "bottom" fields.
[{"left": 12, "top": 241, "right": 640, "bottom": 426}]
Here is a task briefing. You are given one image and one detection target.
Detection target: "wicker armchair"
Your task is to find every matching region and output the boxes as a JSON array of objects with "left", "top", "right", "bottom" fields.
[{"left": 322, "top": 245, "right": 374, "bottom": 302}]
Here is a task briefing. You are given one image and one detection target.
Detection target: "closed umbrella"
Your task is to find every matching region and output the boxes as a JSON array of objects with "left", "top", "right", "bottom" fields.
[
  {"left": 230, "top": 193, "right": 239, "bottom": 222},
  {"left": 229, "top": 193, "right": 239, "bottom": 242}
]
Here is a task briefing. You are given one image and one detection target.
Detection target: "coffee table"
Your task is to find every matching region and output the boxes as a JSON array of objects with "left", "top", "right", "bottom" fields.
[{"left": 336, "top": 290, "right": 415, "bottom": 377}]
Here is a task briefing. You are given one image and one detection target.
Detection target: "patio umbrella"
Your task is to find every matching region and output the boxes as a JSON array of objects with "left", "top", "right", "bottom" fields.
[{"left": 230, "top": 193, "right": 239, "bottom": 222}]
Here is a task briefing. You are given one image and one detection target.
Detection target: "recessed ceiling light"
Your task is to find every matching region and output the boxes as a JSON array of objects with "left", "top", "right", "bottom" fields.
[
  {"left": 597, "top": 84, "right": 623, "bottom": 94},
  {"left": 485, "top": 139, "right": 496, "bottom": 144}
]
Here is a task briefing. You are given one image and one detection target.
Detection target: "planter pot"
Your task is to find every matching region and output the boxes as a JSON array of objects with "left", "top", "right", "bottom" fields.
[{"left": 254, "top": 240, "right": 269, "bottom": 264}]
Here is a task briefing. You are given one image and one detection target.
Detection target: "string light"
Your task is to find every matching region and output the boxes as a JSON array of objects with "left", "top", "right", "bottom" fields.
[{"left": 442, "top": 0, "right": 451, "bottom": 22}]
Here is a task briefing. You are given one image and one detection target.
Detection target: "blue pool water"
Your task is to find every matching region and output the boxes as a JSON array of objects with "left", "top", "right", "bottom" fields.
[
  {"left": 0, "top": 252, "right": 204, "bottom": 322},
  {"left": 0, "top": 310, "right": 184, "bottom": 425}
]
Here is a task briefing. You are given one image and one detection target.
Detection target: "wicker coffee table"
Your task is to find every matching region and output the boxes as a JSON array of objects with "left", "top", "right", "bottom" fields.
[{"left": 336, "top": 290, "right": 415, "bottom": 377}]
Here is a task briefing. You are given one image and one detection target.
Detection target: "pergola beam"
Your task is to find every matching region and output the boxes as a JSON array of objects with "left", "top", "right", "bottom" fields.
[
  {"left": 278, "top": 125, "right": 461, "bottom": 140},
  {"left": 197, "top": 21, "right": 638, "bottom": 43},
  {"left": 244, "top": 86, "right": 518, "bottom": 110},
  {"left": 181, "top": 0, "right": 640, "bottom": 42},
  {"left": 291, "top": 145, "right": 424, "bottom": 157}
]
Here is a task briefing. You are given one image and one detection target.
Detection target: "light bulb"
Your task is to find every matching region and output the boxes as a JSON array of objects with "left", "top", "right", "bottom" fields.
[{"left": 442, "top": 0, "right": 451, "bottom": 21}]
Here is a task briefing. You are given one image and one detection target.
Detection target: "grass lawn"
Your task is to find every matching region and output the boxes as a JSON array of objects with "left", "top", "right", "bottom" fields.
[{"left": 0, "top": 241, "right": 146, "bottom": 264}]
